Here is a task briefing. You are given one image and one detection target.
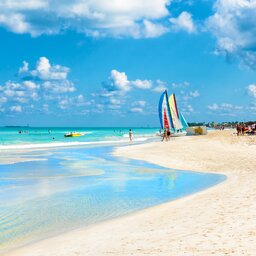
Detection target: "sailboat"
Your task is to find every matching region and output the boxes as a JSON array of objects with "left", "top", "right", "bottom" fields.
[
  {"left": 158, "top": 90, "right": 174, "bottom": 130},
  {"left": 159, "top": 91, "right": 188, "bottom": 137}
]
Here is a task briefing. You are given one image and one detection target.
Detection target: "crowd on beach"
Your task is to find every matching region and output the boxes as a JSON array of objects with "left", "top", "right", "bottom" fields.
[{"left": 236, "top": 123, "right": 256, "bottom": 136}]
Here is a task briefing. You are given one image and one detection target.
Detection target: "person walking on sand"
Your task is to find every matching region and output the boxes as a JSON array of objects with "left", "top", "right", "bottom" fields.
[
  {"left": 236, "top": 124, "right": 241, "bottom": 136},
  {"left": 162, "top": 128, "right": 168, "bottom": 142},
  {"left": 167, "top": 128, "right": 171, "bottom": 141},
  {"left": 129, "top": 129, "right": 133, "bottom": 143}
]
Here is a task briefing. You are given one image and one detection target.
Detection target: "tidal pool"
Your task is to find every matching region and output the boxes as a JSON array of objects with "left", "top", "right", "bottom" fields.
[{"left": 0, "top": 146, "right": 226, "bottom": 253}]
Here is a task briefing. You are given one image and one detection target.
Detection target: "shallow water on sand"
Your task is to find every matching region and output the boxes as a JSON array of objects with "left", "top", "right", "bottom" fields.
[{"left": 0, "top": 146, "right": 226, "bottom": 253}]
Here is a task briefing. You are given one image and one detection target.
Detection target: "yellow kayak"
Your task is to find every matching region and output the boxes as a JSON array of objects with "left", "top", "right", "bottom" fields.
[{"left": 64, "top": 132, "right": 84, "bottom": 137}]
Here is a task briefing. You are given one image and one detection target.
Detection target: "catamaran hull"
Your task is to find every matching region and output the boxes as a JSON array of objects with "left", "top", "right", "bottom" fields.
[{"left": 170, "top": 131, "right": 187, "bottom": 137}]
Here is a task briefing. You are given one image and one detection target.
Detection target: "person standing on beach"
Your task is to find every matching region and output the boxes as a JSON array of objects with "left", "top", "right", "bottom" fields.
[
  {"left": 162, "top": 128, "right": 168, "bottom": 142},
  {"left": 129, "top": 129, "right": 133, "bottom": 143},
  {"left": 167, "top": 128, "right": 171, "bottom": 141},
  {"left": 241, "top": 123, "right": 246, "bottom": 135},
  {"left": 236, "top": 124, "right": 241, "bottom": 136}
]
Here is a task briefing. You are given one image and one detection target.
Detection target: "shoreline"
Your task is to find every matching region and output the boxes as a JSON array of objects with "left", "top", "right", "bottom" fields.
[{"left": 3, "top": 130, "right": 256, "bottom": 255}]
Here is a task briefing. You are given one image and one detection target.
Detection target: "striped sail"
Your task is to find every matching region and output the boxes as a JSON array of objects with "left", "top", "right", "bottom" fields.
[
  {"left": 158, "top": 91, "right": 174, "bottom": 129},
  {"left": 180, "top": 112, "right": 188, "bottom": 129},
  {"left": 168, "top": 94, "right": 183, "bottom": 130}
]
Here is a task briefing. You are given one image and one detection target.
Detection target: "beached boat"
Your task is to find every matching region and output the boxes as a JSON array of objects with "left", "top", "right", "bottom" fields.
[
  {"left": 158, "top": 91, "right": 188, "bottom": 136},
  {"left": 64, "top": 132, "right": 84, "bottom": 137}
]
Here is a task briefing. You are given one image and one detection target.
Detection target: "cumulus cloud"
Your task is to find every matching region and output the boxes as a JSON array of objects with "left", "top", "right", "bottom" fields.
[
  {"left": 102, "top": 69, "right": 153, "bottom": 96},
  {"left": 143, "top": 20, "right": 169, "bottom": 38},
  {"left": 131, "top": 79, "right": 152, "bottom": 89},
  {"left": 9, "top": 105, "right": 22, "bottom": 112},
  {"left": 249, "top": 102, "right": 256, "bottom": 112},
  {"left": 19, "top": 57, "right": 75, "bottom": 94},
  {"left": 23, "top": 80, "right": 38, "bottom": 90},
  {"left": 152, "top": 80, "right": 167, "bottom": 92},
  {"left": 208, "top": 103, "right": 219, "bottom": 110},
  {"left": 208, "top": 103, "right": 219, "bottom": 111},
  {"left": 110, "top": 70, "right": 131, "bottom": 91},
  {"left": 26, "top": 57, "right": 70, "bottom": 81},
  {"left": 132, "top": 100, "right": 146, "bottom": 107},
  {"left": 0, "top": 57, "right": 88, "bottom": 114},
  {"left": 0, "top": 0, "right": 171, "bottom": 38},
  {"left": 129, "top": 107, "right": 143, "bottom": 113},
  {"left": 0, "top": 13, "right": 32, "bottom": 34},
  {"left": 0, "top": 80, "right": 39, "bottom": 104},
  {"left": 208, "top": 103, "right": 243, "bottom": 116},
  {"left": 189, "top": 90, "right": 200, "bottom": 98},
  {"left": 248, "top": 84, "right": 256, "bottom": 98},
  {"left": 18, "top": 61, "right": 29, "bottom": 73},
  {"left": 171, "top": 81, "right": 190, "bottom": 88},
  {"left": 185, "top": 104, "right": 194, "bottom": 113},
  {"left": 97, "top": 70, "right": 156, "bottom": 114},
  {"left": 206, "top": 0, "right": 256, "bottom": 69},
  {"left": 169, "top": 11, "right": 196, "bottom": 33},
  {"left": 42, "top": 80, "right": 75, "bottom": 94}
]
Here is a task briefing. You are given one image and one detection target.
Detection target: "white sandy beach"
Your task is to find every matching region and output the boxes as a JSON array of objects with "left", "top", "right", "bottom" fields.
[{"left": 4, "top": 130, "right": 256, "bottom": 256}]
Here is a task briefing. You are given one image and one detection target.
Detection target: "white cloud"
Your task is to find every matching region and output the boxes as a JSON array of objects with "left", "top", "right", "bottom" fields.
[
  {"left": 1, "top": 81, "right": 36, "bottom": 102},
  {"left": 143, "top": 20, "right": 168, "bottom": 38},
  {"left": 0, "top": 0, "right": 47, "bottom": 10},
  {"left": 10, "top": 105, "right": 22, "bottom": 112},
  {"left": 172, "top": 81, "right": 190, "bottom": 88},
  {"left": 42, "top": 103, "right": 49, "bottom": 112},
  {"left": 110, "top": 69, "right": 131, "bottom": 91},
  {"left": 132, "top": 101, "right": 146, "bottom": 107},
  {"left": 206, "top": 0, "right": 256, "bottom": 68},
  {"left": 0, "top": 0, "right": 171, "bottom": 38},
  {"left": 186, "top": 104, "right": 194, "bottom": 113},
  {"left": 131, "top": 79, "right": 152, "bottom": 89},
  {"left": 0, "top": 13, "right": 31, "bottom": 34},
  {"left": 23, "top": 80, "right": 38, "bottom": 90},
  {"left": 208, "top": 103, "right": 219, "bottom": 110},
  {"left": 152, "top": 80, "right": 167, "bottom": 92},
  {"left": 130, "top": 107, "right": 143, "bottom": 113},
  {"left": 32, "top": 57, "right": 69, "bottom": 81},
  {"left": 56, "top": 94, "right": 89, "bottom": 110},
  {"left": 208, "top": 103, "right": 243, "bottom": 112},
  {"left": 98, "top": 70, "right": 155, "bottom": 114},
  {"left": 189, "top": 90, "right": 200, "bottom": 98},
  {"left": 248, "top": 84, "right": 256, "bottom": 98},
  {"left": 109, "top": 98, "right": 122, "bottom": 105},
  {"left": 249, "top": 102, "right": 256, "bottom": 111},
  {"left": 170, "top": 11, "right": 196, "bottom": 33},
  {"left": 0, "top": 57, "right": 88, "bottom": 114},
  {"left": 42, "top": 80, "right": 75, "bottom": 94},
  {"left": 19, "top": 61, "right": 29, "bottom": 73},
  {"left": 104, "top": 69, "right": 154, "bottom": 94},
  {"left": 0, "top": 96, "right": 7, "bottom": 103}
]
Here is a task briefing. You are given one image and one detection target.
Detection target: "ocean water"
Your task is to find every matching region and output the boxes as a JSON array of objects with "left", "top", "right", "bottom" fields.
[
  {"left": 0, "top": 127, "right": 159, "bottom": 147},
  {"left": 0, "top": 145, "right": 226, "bottom": 253}
]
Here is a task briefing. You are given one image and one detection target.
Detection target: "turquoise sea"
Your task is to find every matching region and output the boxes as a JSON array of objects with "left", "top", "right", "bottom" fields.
[
  {"left": 0, "top": 127, "right": 226, "bottom": 254},
  {"left": 0, "top": 127, "right": 159, "bottom": 147}
]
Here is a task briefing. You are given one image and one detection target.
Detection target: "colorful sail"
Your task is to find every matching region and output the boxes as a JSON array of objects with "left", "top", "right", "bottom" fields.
[
  {"left": 180, "top": 112, "right": 188, "bottom": 129},
  {"left": 168, "top": 94, "right": 183, "bottom": 131},
  {"left": 158, "top": 91, "right": 174, "bottom": 129},
  {"left": 169, "top": 94, "right": 179, "bottom": 118}
]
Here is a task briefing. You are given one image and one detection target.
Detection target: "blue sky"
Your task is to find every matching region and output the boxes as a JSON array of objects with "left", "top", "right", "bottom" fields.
[{"left": 0, "top": 0, "right": 256, "bottom": 127}]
